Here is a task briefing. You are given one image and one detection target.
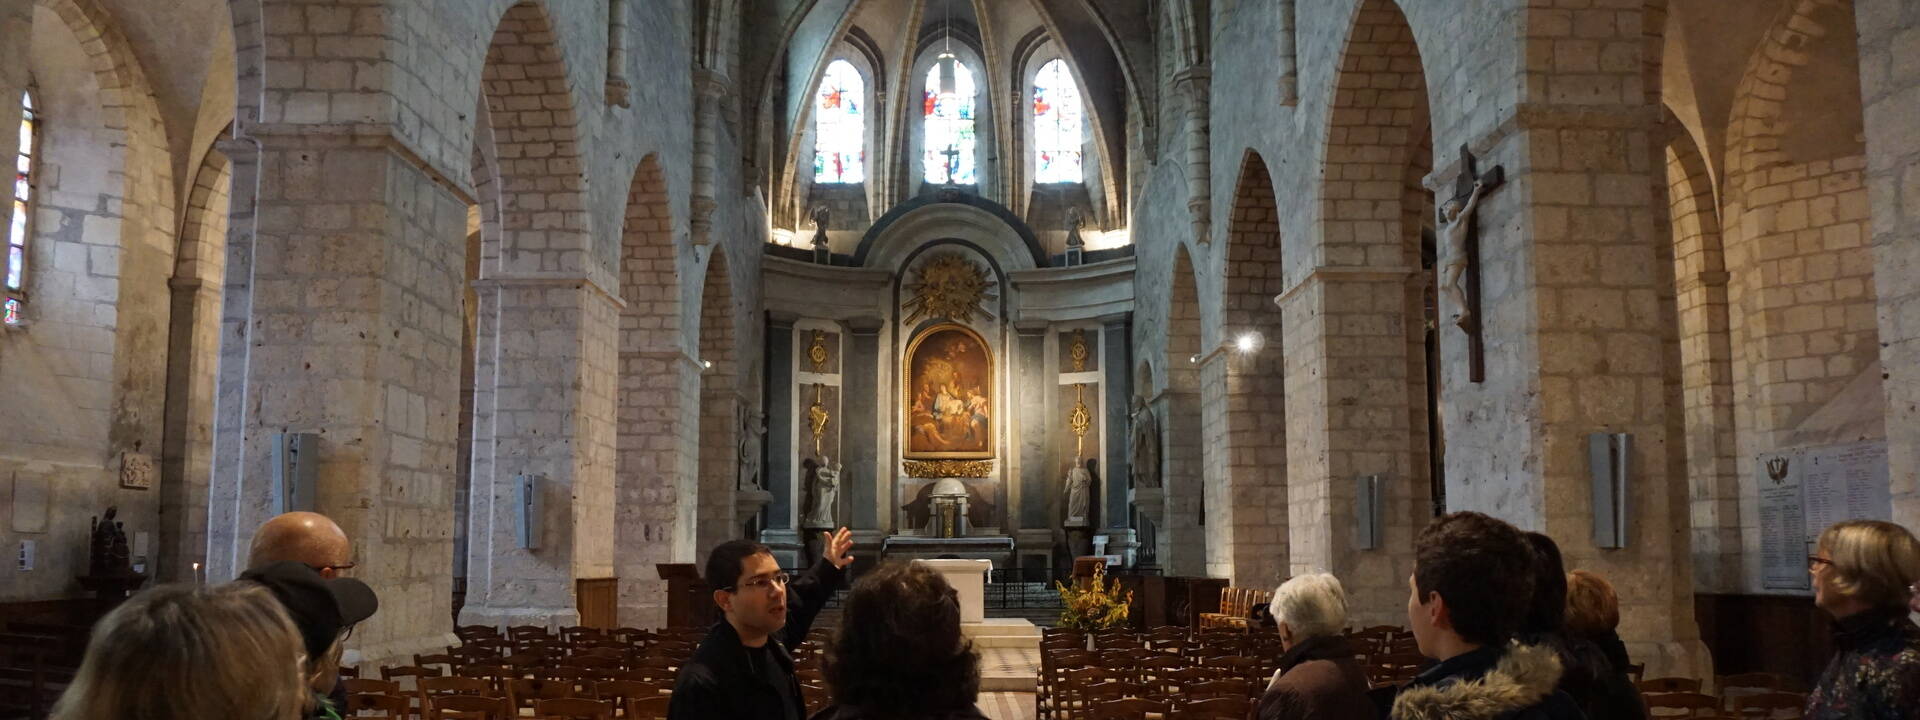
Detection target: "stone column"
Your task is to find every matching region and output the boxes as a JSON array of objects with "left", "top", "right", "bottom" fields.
[
  {"left": 460, "top": 279, "right": 620, "bottom": 630},
  {"left": 1856, "top": 0, "right": 1920, "bottom": 528},
  {"left": 844, "top": 317, "right": 884, "bottom": 530},
  {"left": 762, "top": 312, "right": 800, "bottom": 565},
  {"left": 1101, "top": 315, "right": 1138, "bottom": 561},
  {"left": 1175, "top": 67, "right": 1212, "bottom": 245},
  {"left": 689, "top": 70, "right": 730, "bottom": 248},
  {"left": 1273, "top": 270, "right": 1418, "bottom": 627},
  {"left": 1016, "top": 322, "right": 1050, "bottom": 533},
  {"left": 205, "top": 130, "right": 467, "bottom": 663}
]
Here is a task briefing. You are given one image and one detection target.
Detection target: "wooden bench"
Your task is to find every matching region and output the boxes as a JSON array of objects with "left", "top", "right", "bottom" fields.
[{"left": 1197, "top": 587, "right": 1272, "bottom": 631}]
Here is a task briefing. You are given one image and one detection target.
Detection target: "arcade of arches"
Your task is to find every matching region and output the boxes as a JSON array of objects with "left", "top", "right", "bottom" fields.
[{"left": 2, "top": 0, "right": 1918, "bottom": 686}]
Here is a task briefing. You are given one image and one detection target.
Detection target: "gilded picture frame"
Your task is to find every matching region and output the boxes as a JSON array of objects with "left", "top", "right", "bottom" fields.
[{"left": 903, "top": 323, "right": 995, "bottom": 459}]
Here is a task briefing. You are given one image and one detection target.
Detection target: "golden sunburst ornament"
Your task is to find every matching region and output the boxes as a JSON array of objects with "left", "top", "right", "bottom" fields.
[{"left": 904, "top": 253, "right": 990, "bottom": 324}]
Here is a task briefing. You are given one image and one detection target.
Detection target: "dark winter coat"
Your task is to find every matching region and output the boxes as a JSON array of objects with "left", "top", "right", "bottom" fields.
[
  {"left": 808, "top": 704, "right": 993, "bottom": 720},
  {"left": 1572, "top": 632, "right": 1644, "bottom": 720},
  {"left": 1253, "top": 634, "right": 1375, "bottom": 720},
  {"left": 1388, "top": 643, "right": 1587, "bottom": 720},
  {"left": 667, "top": 560, "right": 847, "bottom": 720},
  {"left": 1804, "top": 608, "right": 1920, "bottom": 720}
]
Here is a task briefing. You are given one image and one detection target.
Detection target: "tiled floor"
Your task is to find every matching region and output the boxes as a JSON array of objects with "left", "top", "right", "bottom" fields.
[
  {"left": 977, "top": 646, "right": 1040, "bottom": 720},
  {"left": 978, "top": 692, "right": 1038, "bottom": 720}
]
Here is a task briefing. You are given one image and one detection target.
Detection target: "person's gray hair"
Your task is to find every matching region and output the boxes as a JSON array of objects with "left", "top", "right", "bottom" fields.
[{"left": 1271, "top": 573, "right": 1349, "bottom": 639}]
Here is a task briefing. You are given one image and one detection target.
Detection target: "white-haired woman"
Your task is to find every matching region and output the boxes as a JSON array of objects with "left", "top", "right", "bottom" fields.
[
  {"left": 1804, "top": 520, "right": 1920, "bottom": 720},
  {"left": 1253, "top": 573, "right": 1374, "bottom": 720}
]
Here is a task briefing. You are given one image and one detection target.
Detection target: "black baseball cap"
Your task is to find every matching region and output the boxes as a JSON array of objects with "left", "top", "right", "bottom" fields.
[{"left": 240, "top": 561, "right": 379, "bottom": 660}]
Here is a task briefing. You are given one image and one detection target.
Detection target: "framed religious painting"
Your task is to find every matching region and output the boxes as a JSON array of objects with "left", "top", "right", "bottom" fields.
[{"left": 903, "top": 323, "right": 994, "bottom": 459}]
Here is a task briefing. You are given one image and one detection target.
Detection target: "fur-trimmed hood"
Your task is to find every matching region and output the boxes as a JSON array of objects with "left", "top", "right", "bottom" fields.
[{"left": 1390, "top": 643, "right": 1567, "bottom": 720}]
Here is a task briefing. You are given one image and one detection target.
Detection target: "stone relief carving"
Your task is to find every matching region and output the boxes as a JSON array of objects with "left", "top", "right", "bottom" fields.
[{"left": 1129, "top": 396, "right": 1161, "bottom": 489}]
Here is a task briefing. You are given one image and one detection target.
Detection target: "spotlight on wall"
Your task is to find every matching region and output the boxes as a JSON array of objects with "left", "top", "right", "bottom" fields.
[
  {"left": 701, "top": 359, "right": 714, "bottom": 370},
  {"left": 1190, "top": 331, "right": 1267, "bottom": 365}
]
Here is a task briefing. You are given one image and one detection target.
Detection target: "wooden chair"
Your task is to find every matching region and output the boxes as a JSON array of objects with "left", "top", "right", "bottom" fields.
[
  {"left": 1642, "top": 691, "right": 1721, "bottom": 719},
  {"left": 343, "top": 678, "right": 403, "bottom": 695},
  {"left": 1169, "top": 695, "right": 1254, "bottom": 719},
  {"left": 1152, "top": 667, "right": 1216, "bottom": 696},
  {"left": 1725, "top": 691, "right": 1805, "bottom": 719},
  {"left": 625, "top": 695, "right": 671, "bottom": 720},
  {"left": 1055, "top": 666, "right": 1119, "bottom": 719},
  {"left": 507, "top": 625, "right": 550, "bottom": 640},
  {"left": 801, "top": 681, "right": 832, "bottom": 716},
  {"left": 592, "top": 679, "right": 660, "bottom": 707},
  {"left": 1640, "top": 677, "right": 1705, "bottom": 694},
  {"left": 413, "top": 653, "right": 458, "bottom": 673},
  {"left": 344, "top": 692, "right": 410, "bottom": 719},
  {"left": 535, "top": 697, "right": 613, "bottom": 720},
  {"left": 425, "top": 694, "right": 510, "bottom": 720},
  {"left": 508, "top": 677, "right": 575, "bottom": 714},
  {"left": 1088, "top": 697, "right": 1172, "bottom": 720},
  {"left": 1718, "top": 672, "right": 1790, "bottom": 693},
  {"left": 1182, "top": 679, "right": 1252, "bottom": 700},
  {"left": 420, "top": 676, "right": 499, "bottom": 711},
  {"left": 622, "top": 664, "right": 679, "bottom": 684},
  {"left": 380, "top": 665, "right": 445, "bottom": 688}
]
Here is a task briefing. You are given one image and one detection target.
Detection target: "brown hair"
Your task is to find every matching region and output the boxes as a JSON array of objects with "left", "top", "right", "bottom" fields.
[
  {"left": 825, "top": 562, "right": 981, "bottom": 719},
  {"left": 1414, "top": 511, "right": 1536, "bottom": 646},
  {"left": 1818, "top": 520, "right": 1920, "bottom": 611},
  {"left": 1564, "top": 570, "right": 1621, "bottom": 637},
  {"left": 51, "top": 582, "right": 309, "bottom": 720}
]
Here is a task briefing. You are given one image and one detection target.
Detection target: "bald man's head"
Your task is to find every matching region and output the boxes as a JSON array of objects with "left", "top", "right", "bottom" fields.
[{"left": 248, "top": 512, "right": 353, "bottom": 578}]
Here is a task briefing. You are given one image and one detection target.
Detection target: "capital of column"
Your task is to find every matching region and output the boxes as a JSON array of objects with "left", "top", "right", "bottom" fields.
[{"left": 240, "top": 122, "right": 477, "bottom": 204}]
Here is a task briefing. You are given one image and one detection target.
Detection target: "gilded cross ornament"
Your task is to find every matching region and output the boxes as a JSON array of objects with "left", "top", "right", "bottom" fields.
[
  {"left": 903, "top": 253, "right": 990, "bottom": 324},
  {"left": 1069, "top": 383, "right": 1092, "bottom": 459},
  {"left": 808, "top": 330, "right": 828, "bottom": 372},
  {"left": 808, "top": 383, "right": 831, "bottom": 457}
]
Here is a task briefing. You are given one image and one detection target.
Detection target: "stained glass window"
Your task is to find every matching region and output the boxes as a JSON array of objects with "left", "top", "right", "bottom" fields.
[
  {"left": 813, "top": 60, "right": 865, "bottom": 184},
  {"left": 1032, "top": 59, "right": 1083, "bottom": 183},
  {"left": 922, "top": 56, "right": 977, "bottom": 185},
  {"left": 6, "top": 90, "right": 34, "bottom": 325}
]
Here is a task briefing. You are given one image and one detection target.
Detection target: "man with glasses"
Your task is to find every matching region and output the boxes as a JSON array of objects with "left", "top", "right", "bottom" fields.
[
  {"left": 247, "top": 511, "right": 362, "bottom": 713},
  {"left": 249, "top": 511, "right": 356, "bottom": 578},
  {"left": 669, "top": 527, "right": 856, "bottom": 720}
]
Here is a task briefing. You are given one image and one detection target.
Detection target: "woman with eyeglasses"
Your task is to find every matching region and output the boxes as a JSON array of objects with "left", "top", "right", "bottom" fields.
[{"left": 1804, "top": 520, "right": 1920, "bottom": 720}]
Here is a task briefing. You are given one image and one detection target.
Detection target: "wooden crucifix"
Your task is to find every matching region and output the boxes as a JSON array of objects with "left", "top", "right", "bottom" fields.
[{"left": 1439, "top": 144, "right": 1504, "bottom": 383}]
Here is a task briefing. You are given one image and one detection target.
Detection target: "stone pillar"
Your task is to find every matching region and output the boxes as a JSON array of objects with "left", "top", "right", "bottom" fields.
[
  {"left": 689, "top": 70, "right": 729, "bottom": 248},
  {"left": 1016, "top": 322, "right": 1051, "bottom": 532},
  {"left": 1273, "top": 270, "right": 1417, "bottom": 627},
  {"left": 603, "top": 0, "right": 632, "bottom": 109},
  {"left": 1175, "top": 68, "right": 1212, "bottom": 245},
  {"left": 1856, "top": 0, "right": 1920, "bottom": 528},
  {"left": 762, "top": 312, "right": 800, "bottom": 564},
  {"left": 844, "top": 317, "right": 884, "bottom": 530},
  {"left": 1101, "top": 315, "right": 1136, "bottom": 561},
  {"left": 461, "top": 279, "right": 620, "bottom": 630},
  {"left": 205, "top": 130, "right": 467, "bottom": 663}
]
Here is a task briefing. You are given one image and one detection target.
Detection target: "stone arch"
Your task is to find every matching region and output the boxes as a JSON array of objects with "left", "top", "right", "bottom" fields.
[
  {"left": 1291, "top": 0, "right": 1430, "bottom": 625},
  {"left": 695, "top": 246, "right": 742, "bottom": 558},
  {"left": 157, "top": 138, "right": 233, "bottom": 583},
  {"left": 1720, "top": 0, "right": 1881, "bottom": 557},
  {"left": 614, "top": 154, "right": 692, "bottom": 626},
  {"left": 1664, "top": 128, "right": 1741, "bottom": 593},
  {"left": 1205, "top": 150, "right": 1288, "bottom": 587},
  {"left": 1157, "top": 244, "right": 1203, "bottom": 574},
  {"left": 480, "top": 0, "right": 593, "bottom": 278}
]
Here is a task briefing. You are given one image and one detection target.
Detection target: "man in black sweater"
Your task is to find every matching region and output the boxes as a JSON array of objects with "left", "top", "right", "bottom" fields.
[{"left": 668, "top": 528, "right": 854, "bottom": 720}]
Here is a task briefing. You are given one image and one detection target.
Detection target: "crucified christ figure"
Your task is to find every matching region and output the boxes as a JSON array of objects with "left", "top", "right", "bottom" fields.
[{"left": 1438, "top": 179, "right": 1489, "bottom": 330}]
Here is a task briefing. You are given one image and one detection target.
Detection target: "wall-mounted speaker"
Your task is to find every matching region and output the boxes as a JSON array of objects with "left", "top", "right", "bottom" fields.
[
  {"left": 1589, "top": 433, "right": 1632, "bottom": 549},
  {"left": 516, "top": 474, "right": 543, "bottom": 550},
  {"left": 1355, "top": 474, "right": 1384, "bottom": 550},
  {"left": 271, "top": 433, "right": 319, "bottom": 513}
]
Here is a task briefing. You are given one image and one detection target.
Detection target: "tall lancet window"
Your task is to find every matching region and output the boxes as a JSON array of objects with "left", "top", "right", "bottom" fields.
[
  {"left": 813, "top": 60, "right": 865, "bottom": 184},
  {"left": 1032, "top": 59, "right": 1082, "bottom": 183},
  {"left": 6, "top": 90, "right": 36, "bottom": 325},
  {"left": 922, "top": 56, "right": 977, "bottom": 185}
]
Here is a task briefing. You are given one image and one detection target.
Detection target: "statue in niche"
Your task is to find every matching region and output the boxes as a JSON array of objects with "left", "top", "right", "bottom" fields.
[
  {"left": 1437, "top": 179, "right": 1489, "bottom": 330},
  {"left": 738, "top": 408, "right": 766, "bottom": 490},
  {"left": 1128, "top": 396, "right": 1161, "bottom": 489},
  {"left": 1064, "top": 460, "right": 1092, "bottom": 528},
  {"left": 801, "top": 457, "right": 840, "bottom": 529},
  {"left": 88, "top": 506, "right": 133, "bottom": 577}
]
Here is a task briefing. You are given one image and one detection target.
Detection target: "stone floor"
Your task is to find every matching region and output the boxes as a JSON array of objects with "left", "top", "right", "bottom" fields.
[{"left": 977, "top": 646, "right": 1041, "bottom": 720}]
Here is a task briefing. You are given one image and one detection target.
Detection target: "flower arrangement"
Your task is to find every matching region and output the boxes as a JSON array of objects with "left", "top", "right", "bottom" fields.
[{"left": 1054, "top": 567, "right": 1133, "bottom": 630}]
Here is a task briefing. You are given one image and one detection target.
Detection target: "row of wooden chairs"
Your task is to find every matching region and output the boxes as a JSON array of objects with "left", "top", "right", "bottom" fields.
[
  {"left": 345, "top": 691, "right": 668, "bottom": 720},
  {"left": 344, "top": 672, "right": 674, "bottom": 719},
  {"left": 1638, "top": 673, "right": 1806, "bottom": 719}
]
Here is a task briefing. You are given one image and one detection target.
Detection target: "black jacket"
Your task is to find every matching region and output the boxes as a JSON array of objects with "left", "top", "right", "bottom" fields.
[
  {"left": 1386, "top": 643, "right": 1587, "bottom": 720},
  {"left": 667, "top": 560, "right": 847, "bottom": 720}
]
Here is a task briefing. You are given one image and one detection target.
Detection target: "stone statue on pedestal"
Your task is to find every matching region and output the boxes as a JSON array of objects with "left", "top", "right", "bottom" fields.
[
  {"left": 88, "top": 506, "right": 133, "bottom": 577},
  {"left": 1128, "top": 396, "right": 1161, "bottom": 489},
  {"left": 738, "top": 408, "right": 766, "bottom": 490},
  {"left": 802, "top": 457, "right": 840, "bottom": 529},
  {"left": 1064, "top": 461, "right": 1092, "bottom": 527}
]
